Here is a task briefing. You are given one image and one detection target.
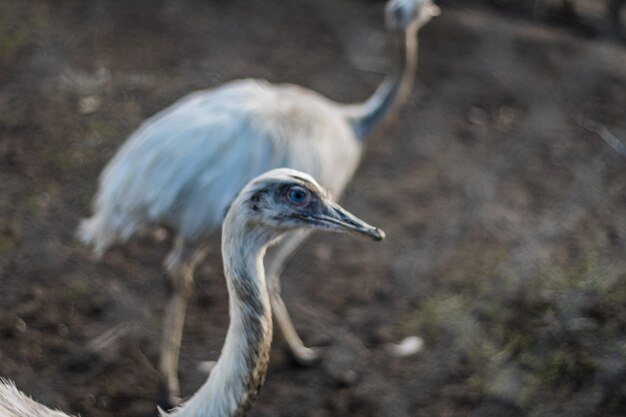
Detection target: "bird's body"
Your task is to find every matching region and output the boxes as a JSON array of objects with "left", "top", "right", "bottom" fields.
[
  {"left": 3, "top": 169, "right": 384, "bottom": 417},
  {"left": 80, "top": 80, "right": 360, "bottom": 256},
  {"left": 78, "top": 0, "right": 439, "bottom": 406}
]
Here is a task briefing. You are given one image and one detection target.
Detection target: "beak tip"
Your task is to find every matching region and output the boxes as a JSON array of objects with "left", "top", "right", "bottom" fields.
[{"left": 372, "top": 228, "right": 386, "bottom": 241}]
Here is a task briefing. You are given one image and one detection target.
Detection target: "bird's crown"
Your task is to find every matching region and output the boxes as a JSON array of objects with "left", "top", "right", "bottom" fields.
[{"left": 385, "top": 0, "right": 440, "bottom": 31}]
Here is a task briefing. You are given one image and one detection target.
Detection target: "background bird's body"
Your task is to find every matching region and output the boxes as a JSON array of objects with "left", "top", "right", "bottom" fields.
[{"left": 80, "top": 79, "right": 360, "bottom": 256}]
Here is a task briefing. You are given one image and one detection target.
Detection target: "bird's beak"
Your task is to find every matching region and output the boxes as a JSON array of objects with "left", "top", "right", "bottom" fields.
[{"left": 308, "top": 201, "right": 385, "bottom": 241}]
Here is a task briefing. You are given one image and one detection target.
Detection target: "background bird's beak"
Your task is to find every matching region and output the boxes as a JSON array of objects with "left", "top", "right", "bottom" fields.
[{"left": 311, "top": 201, "right": 385, "bottom": 241}]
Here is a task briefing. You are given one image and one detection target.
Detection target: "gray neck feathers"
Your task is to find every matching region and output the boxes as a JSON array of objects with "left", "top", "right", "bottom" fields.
[
  {"left": 350, "top": 26, "right": 419, "bottom": 141},
  {"left": 166, "top": 206, "right": 273, "bottom": 417}
]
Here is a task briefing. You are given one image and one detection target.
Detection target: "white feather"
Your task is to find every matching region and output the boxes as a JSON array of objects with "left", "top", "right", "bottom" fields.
[{"left": 0, "top": 380, "right": 70, "bottom": 417}]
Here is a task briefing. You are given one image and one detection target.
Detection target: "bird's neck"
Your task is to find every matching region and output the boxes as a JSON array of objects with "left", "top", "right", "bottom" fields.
[
  {"left": 166, "top": 218, "right": 273, "bottom": 417},
  {"left": 351, "top": 26, "right": 419, "bottom": 140}
]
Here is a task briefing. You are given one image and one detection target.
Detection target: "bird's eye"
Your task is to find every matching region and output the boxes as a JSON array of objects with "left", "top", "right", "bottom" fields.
[{"left": 287, "top": 186, "right": 311, "bottom": 207}]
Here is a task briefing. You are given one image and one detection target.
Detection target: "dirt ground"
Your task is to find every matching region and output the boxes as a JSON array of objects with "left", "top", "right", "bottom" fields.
[{"left": 1, "top": 0, "right": 625, "bottom": 416}]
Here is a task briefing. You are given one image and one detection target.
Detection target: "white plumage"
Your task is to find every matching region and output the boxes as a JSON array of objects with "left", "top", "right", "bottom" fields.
[
  {"left": 79, "top": 81, "right": 359, "bottom": 254},
  {"left": 0, "top": 381, "right": 69, "bottom": 417}
]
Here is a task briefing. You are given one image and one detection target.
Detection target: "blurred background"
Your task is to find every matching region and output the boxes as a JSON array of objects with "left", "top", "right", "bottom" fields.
[{"left": 0, "top": 0, "right": 625, "bottom": 416}]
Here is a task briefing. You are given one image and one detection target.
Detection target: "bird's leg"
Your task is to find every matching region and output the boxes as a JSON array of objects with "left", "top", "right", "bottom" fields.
[
  {"left": 270, "top": 285, "right": 320, "bottom": 365},
  {"left": 158, "top": 238, "right": 208, "bottom": 410},
  {"left": 159, "top": 262, "right": 194, "bottom": 410},
  {"left": 265, "top": 230, "right": 319, "bottom": 366}
]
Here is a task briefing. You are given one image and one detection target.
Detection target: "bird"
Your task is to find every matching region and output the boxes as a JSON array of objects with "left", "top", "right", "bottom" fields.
[
  {"left": 2, "top": 168, "right": 385, "bottom": 417},
  {"left": 77, "top": 0, "right": 439, "bottom": 406}
]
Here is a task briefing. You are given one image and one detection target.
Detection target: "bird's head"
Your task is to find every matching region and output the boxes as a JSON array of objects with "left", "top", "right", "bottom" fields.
[
  {"left": 228, "top": 168, "right": 385, "bottom": 242},
  {"left": 385, "top": 0, "right": 440, "bottom": 32}
]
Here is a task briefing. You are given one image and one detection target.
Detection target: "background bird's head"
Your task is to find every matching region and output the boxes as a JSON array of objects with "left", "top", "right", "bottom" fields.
[
  {"left": 230, "top": 168, "right": 385, "bottom": 242},
  {"left": 385, "top": 0, "right": 440, "bottom": 32}
]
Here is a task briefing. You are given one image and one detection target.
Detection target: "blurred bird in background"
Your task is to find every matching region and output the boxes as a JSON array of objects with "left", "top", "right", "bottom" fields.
[{"left": 77, "top": 0, "right": 439, "bottom": 406}]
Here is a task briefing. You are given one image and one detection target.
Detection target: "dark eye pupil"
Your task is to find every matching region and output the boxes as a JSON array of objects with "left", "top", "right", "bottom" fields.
[{"left": 288, "top": 187, "right": 310, "bottom": 205}]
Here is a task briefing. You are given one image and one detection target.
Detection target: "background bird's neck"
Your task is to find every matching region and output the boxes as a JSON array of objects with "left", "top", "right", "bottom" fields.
[
  {"left": 351, "top": 27, "right": 419, "bottom": 140},
  {"left": 167, "top": 219, "right": 273, "bottom": 417}
]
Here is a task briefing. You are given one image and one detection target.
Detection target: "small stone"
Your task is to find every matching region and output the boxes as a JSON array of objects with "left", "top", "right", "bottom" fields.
[
  {"left": 386, "top": 336, "right": 424, "bottom": 357},
  {"left": 78, "top": 96, "right": 101, "bottom": 114},
  {"left": 14, "top": 318, "right": 27, "bottom": 333},
  {"left": 499, "top": 105, "right": 518, "bottom": 127},
  {"left": 468, "top": 106, "right": 489, "bottom": 126},
  {"left": 198, "top": 360, "right": 217, "bottom": 374}
]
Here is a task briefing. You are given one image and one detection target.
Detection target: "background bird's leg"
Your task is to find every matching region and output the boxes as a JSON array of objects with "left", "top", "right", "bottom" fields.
[
  {"left": 265, "top": 230, "right": 318, "bottom": 366},
  {"left": 159, "top": 263, "right": 193, "bottom": 409},
  {"left": 158, "top": 238, "right": 207, "bottom": 410}
]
